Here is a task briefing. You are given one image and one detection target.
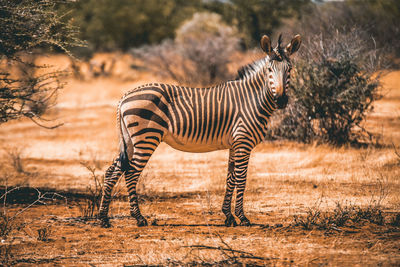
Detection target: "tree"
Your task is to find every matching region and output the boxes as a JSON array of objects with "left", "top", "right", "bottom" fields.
[
  {"left": 0, "top": 0, "right": 83, "bottom": 126},
  {"left": 68, "top": 0, "right": 203, "bottom": 51},
  {"left": 204, "top": 0, "right": 310, "bottom": 48},
  {"left": 63, "top": 0, "right": 310, "bottom": 51}
]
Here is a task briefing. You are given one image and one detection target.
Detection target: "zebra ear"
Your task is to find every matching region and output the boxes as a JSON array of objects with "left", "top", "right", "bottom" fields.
[
  {"left": 260, "top": 35, "right": 272, "bottom": 55},
  {"left": 286, "top": 34, "right": 302, "bottom": 56}
]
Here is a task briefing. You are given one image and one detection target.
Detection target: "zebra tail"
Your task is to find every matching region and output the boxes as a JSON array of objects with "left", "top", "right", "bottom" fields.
[
  {"left": 119, "top": 140, "right": 130, "bottom": 172},
  {"left": 118, "top": 104, "right": 130, "bottom": 172}
]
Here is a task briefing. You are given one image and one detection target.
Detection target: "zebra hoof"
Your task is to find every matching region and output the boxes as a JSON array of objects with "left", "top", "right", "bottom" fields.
[
  {"left": 239, "top": 217, "right": 251, "bottom": 226},
  {"left": 137, "top": 217, "right": 148, "bottom": 227},
  {"left": 99, "top": 218, "right": 111, "bottom": 228},
  {"left": 224, "top": 215, "right": 237, "bottom": 227}
]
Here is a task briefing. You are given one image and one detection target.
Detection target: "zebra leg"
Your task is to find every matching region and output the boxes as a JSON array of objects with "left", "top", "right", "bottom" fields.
[
  {"left": 125, "top": 144, "right": 159, "bottom": 227},
  {"left": 222, "top": 149, "right": 237, "bottom": 227},
  {"left": 232, "top": 146, "right": 252, "bottom": 226},
  {"left": 98, "top": 158, "right": 123, "bottom": 227},
  {"left": 125, "top": 167, "right": 147, "bottom": 226}
]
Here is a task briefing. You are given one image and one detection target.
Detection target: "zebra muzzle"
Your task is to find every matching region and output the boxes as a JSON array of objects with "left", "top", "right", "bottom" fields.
[{"left": 275, "top": 94, "right": 288, "bottom": 109}]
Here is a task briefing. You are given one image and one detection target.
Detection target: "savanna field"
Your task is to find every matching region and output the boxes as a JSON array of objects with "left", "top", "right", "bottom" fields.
[{"left": 0, "top": 54, "right": 399, "bottom": 265}]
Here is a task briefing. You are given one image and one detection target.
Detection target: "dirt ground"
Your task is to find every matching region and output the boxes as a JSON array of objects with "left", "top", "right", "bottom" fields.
[{"left": 0, "top": 54, "right": 399, "bottom": 266}]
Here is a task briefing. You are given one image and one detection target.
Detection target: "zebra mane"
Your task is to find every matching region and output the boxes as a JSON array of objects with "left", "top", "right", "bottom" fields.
[
  {"left": 272, "top": 34, "right": 286, "bottom": 61},
  {"left": 235, "top": 57, "right": 269, "bottom": 80},
  {"left": 277, "top": 34, "right": 283, "bottom": 52}
]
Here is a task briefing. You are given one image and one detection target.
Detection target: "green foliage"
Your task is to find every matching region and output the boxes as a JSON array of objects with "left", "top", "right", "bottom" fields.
[
  {"left": 59, "top": 0, "right": 397, "bottom": 55},
  {"left": 0, "top": 0, "right": 82, "bottom": 125},
  {"left": 268, "top": 30, "right": 382, "bottom": 145},
  {"left": 205, "top": 0, "right": 310, "bottom": 47},
  {"left": 67, "top": 0, "right": 203, "bottom": 51},
  {"left": 63, "top": 0, "right": 309, "bottom": 51}
]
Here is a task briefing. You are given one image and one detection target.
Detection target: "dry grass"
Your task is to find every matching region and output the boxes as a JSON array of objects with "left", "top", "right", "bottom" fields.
[
  {"left": 77, "top": 162, "right": 104, "bottom": 219},
  {"left": 0, "top": 54, "right": 399, "bottom": 265}
]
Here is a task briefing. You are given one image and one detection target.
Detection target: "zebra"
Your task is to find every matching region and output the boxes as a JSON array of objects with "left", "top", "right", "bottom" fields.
[{"left": 98, "top": 34, "right": 301, "bottom": 227}]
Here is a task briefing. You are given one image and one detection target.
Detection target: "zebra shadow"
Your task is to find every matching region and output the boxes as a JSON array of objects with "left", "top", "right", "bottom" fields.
[
  {"left": 149, "top": 222, "right": 274, "bottom": 228},
  {"left": 69, "top": 215, "right": 277, "bottom": 228}
]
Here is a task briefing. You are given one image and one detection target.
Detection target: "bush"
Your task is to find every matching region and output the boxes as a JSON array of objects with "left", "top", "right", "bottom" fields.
[
  {"left": 132, "top": 12, "right": 240, "bottom": 86},
  {"left": 267, "top": 29, "right": 382, "bottom": 145},
  {"left": 0, "top": 0, "right": 82, "bottom": 126}
]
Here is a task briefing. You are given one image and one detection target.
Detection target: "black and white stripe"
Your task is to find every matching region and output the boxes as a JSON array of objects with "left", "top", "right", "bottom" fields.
[{"left": 98, "top": 34, "right": 301, "bottom": 227}]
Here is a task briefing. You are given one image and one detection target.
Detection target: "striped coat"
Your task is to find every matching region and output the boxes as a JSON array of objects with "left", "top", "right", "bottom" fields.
[{"left": 99, "top": 34, "right": 301, "bottom": 227}]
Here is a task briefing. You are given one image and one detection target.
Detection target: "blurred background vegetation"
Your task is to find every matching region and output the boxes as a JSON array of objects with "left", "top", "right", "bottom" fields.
[
  {"left": 60, "top": 0, "right": 308, "bottom": 52},
  {"left": 1, "top": 0, "right": 400, "bottom": 145},
  {"left": 59, "top": 0, "right": 399, "bottom": 56}
]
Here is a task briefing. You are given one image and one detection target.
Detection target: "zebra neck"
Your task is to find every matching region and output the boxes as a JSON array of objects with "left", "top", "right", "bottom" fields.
[{"left": 238, "top": 69, "right": 276, "bottom": 116}]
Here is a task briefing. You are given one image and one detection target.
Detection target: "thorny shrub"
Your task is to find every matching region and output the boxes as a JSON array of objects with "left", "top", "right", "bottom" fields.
[
  {"left": 0, "top": 0, "right": 83, "bottom": 126},
  {"left": 267, "top": 29, "right": 383, "bottom": 146}
]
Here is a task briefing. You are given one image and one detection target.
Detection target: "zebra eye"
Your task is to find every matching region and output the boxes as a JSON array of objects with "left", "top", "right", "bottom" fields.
[{"left": 268, "top": 67, "right": 272, "bottom": 72}]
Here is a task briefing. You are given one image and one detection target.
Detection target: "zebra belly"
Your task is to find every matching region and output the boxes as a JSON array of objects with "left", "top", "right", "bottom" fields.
[{"left": 163, "top": 132, "right": 229, "bottom": 153}]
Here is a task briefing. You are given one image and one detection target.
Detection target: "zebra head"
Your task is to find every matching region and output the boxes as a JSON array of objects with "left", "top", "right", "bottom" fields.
[{"left": 260, "top": 34, "right": 301, "bottom": 109}]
